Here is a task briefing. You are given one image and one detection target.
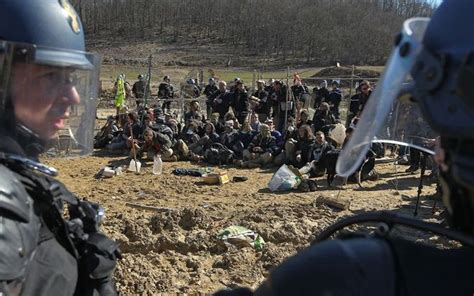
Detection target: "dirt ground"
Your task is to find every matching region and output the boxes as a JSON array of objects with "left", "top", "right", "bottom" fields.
[{"left": 41, "top": 151, "right": 445, "bottom": 295}]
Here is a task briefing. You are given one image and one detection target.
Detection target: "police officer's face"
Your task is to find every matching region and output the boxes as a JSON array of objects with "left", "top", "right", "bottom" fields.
[{"left": 11, "top": 64, "right": 80, "bottom": 140}]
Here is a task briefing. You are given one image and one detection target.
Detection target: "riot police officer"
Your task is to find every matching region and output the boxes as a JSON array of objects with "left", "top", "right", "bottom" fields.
[
  {"left": 0, "top": 0, "right": 120, "bottom": 295},
  {"left": 216, "top": 1, "right": 474, "bottom": 295}
]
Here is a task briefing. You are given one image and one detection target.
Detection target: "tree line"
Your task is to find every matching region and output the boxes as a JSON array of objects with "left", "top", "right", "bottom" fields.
[{"left": 71, "top": 0, "right": 436, "bottom": 66}]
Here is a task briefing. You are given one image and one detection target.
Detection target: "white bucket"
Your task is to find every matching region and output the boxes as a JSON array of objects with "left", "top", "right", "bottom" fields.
[{"left": 127, "top": 159, "right": 141, "bottom": 173}]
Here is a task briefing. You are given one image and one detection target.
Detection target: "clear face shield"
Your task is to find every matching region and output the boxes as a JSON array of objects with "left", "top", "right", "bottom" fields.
[
  {"left": 0, "top": 40, "right": 101, "bottom": 155},
  {"left": 337, "top": 18, "right": 434, "bottom": 177}
]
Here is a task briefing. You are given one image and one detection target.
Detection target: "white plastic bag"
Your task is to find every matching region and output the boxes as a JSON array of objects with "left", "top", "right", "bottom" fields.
[{"left": 268, "top": 164, "right": 301, "bottom": 192}]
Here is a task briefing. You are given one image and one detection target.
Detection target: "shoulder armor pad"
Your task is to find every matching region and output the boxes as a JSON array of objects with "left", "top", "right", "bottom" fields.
[{"left": 0, "top": 165, "right": 32, "bottom": 223}]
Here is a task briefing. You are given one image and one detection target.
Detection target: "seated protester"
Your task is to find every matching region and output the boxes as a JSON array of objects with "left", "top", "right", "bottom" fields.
[
  {"left": 177, "top": 120, "right": 200, "bottom": 160},
  {"left": 250, "top": 112, "right": 262, "bottom": 132},
  {"left": 253, "top": 80, "right": 271, "bottom": 123},
  {"left": 312, "top": 102, "right": 337, "bottom": 136},
  {"left": 210, "top": 113, "right": 225, "bottom": 135},
  {"left": 273, "top": 116, "right": 298, "bottom": 166},
  {"left": 301, "top": 131, "right": 335, "bottom": 177},
  {"left": 137, "top": 128, "right": 174, "bottom": 161},
  {"left": 230, "top": 80, "right": 250, "bottom": 124},
  {"left": 184, "top": 100, "right": 203, "bottom": 123},
  {"left": 327, "top": 80, "right": 343, "bottom": 119},
  {"left": 232, "top": 121, "right": 256, "bottom": 159},
  {"left": 220, "top": 120, "right": 239, "bottom": 151},
  {"left": 296, "top": 101, "right": 313, "bottom": 129},
  {"left": 266, "top": 118, "right": 283, "bottom": 148},
  {"left": 107, "top": 112, "right": 142, "bottom": 151},
  {"left": 294, "top": 125, "right": 317, "bottom": 168},
  {"left": 242, "top": 124, "right": 277, "bottom": 168},
  {"left": 204, "top": 77, "right": 218, "bottom": 119},
  {"left": 187, "top": 122, "right": 220, "bottom": 162},
  {"left": 94, "top": 116, "right": 119, "bottom": 149},
  {"left": 211, "top": 81, "right": 232, "bottom": 122},
  {"left": 341, "top": 127, "right": 377, "bottom": 181}
]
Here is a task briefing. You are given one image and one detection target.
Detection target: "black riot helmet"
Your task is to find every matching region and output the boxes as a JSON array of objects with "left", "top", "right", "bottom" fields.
[
  {"left": 338, "top": 0, "right": 474, "bottom": 234},
  {"left": 0, "top": 0, "right": 101, "bottom": 157}
]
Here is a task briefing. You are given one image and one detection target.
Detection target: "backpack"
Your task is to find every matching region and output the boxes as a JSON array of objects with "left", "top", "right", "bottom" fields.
[{"left": 204, "top": 143, "right": 234, "bottom": 165}]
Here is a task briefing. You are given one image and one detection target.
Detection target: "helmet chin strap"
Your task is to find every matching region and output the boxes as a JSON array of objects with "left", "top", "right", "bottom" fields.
[{"left": 15, "top": 123, "right": 48, "bottom": 159}]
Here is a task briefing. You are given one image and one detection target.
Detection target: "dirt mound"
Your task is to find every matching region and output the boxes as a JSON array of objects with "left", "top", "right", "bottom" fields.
[
  {"left": 311, "top": 66, "right": 381, "bottom": 79},
  {"left": 308, "top": 66, "right": 381, "bottom": 87}
]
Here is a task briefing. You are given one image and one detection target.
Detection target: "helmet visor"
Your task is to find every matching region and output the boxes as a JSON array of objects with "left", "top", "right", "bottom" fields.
[
  {"left": 337, "top": 17, "right": 430, "bottom": 177},
  {"left": 1, "top": 41, "right": 101, "bottom": 155}
]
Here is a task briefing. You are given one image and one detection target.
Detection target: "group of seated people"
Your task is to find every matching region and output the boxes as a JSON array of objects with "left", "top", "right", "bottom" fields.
[{"left": 95, "top": 77, "right": 379, "bottom": 184}]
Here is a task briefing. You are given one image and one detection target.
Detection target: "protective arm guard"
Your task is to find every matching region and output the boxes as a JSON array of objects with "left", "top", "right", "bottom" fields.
[{"left": 0, "top": 165, "right": 40, "bottom": 283}]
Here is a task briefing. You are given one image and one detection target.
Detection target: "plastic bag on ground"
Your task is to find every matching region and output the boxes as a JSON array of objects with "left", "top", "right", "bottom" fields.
[
  {"left": 217, "top": 225, "right": 265, "bottom": 251},
  {"left": 268, "top": 164, "right": 302, "bottom": 192}
]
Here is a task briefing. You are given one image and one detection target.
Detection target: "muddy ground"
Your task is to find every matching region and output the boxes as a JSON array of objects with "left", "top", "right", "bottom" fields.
[{"left": 41, "top": 151, "right": 446, "bottom": 295}]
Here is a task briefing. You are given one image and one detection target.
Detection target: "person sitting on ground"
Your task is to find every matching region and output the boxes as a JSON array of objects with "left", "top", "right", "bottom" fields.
[
  {"left": 187, "top": 121, "right": 220, "bottom": 162},
  {"left": 184, "top": 100, "right": 203, "bottom": 123},
  {"left": 177, "top": 120, "right": 201, "bottom": 160},
  {"left": 137, "top": 128, "right": 174, "bottom": 161},
  {"left": 294, "top": 125, "right": 317, "bottom": 168},
  {"left": 220, "top": 120, "right": 239, "bottom": 151},
  {"left": 300, "top": 131, "right": 335, "bottom": 177},
  {"left": 107, "top": 112, "right": 142, "bottom": 152},
  {"left": 296, "top": 101, "right": 313, "bottom": 129},
  {"left": 232, "top": 121, "right": 256, "bottom": 159},
  {"left": 250, "top": 112, "right": 262, "bottom": 132},
  {"left": 312, "top": 102, "right": 337, "bottom": 136},
  {"left": 94, "top": 116, "right": 119, "bottom": 149},
  {"left": 242, "top": 124, "right": 278, "bottom": 168}
]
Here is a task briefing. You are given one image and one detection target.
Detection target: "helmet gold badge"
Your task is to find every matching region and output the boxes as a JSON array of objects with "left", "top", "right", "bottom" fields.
[{"left": 59, "top": 0, "right": 81, "bottom": 34}]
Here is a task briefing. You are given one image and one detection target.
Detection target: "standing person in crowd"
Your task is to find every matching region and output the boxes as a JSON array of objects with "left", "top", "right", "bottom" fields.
[
  {"left": 253, "top": 80, "right": 271, "bottom": 123},
  {"left": 231, "top": 80, "right": 250, "bottom": 124},
  {"left": 158, "top": 75, "right": 174, "bottom": 113},
  {"left": 291, "top": 76, "right": 309, "bottom": 107},
  {"left": 204, "top": 77, "right": 218, "bottom": 119},
  {"left": 356, "top": 80, "right": 373, "bottom": 115},
  {"left": 272, "top": 80, "right": 293, "bottom": 132},
  {"left": 314, "top": 80, "right": 330, "bottom": 109},
  {"left": 327, "top": 80, "right": 343, "bottom": 119},
  {"left": 211, "top": 81, "right": 232, "bottom": 122},
  {"left": 0, "top": 1, "right": 120, "bottom": 294},
  {"left": 132, "top": 74, "right": 146, "bottom": 108}
]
